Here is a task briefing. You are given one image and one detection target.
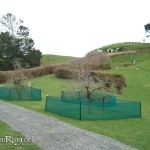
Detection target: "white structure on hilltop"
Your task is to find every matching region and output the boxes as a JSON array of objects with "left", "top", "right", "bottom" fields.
[
  {"left": 93, "top": 49, "right": 103, "bottom": 53},
  {"left": 107, "top": 48, "right": 114, "bottom": 52}
]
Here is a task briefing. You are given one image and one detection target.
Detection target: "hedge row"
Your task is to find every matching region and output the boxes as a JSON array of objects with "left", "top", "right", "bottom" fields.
[
  {"left": 0, "top": 64, "right": 62, "bottom": 83},
  {"left": 54, "top": 66, "right": 126, "bottom": 94},
  {"left": 99, "top": 63, "right": 111, "bottom": 70},
  {"left": 93, "top": 72, "right": 127, "bottom": 94},
  {"left": 77, "top": 63, "right": 111, "bottom": 70}
]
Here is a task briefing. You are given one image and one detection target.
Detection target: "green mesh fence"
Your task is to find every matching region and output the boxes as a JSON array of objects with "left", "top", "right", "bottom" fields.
[
  {"left": 45, "top": 94, "right": 141, "bottom": 120},
  {"left": 0, "top": 87, "right": 41, "bottom": 101},
  {"left": 61, "top": 91, "right": 116, "bottom": 106}
]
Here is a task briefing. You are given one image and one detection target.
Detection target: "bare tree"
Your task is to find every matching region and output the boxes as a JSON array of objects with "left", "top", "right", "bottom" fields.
[
  {"left": 8, "top": 58, "right": 28, "bottom": 99},
  {"left": 0, "top": 13, "right": 23, "bottom": 36},
  {"left": 73, "top": 65, "right": 117, "bottom": 113}
]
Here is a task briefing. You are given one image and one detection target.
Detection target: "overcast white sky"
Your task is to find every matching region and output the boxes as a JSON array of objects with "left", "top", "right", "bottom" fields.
[{"left": 0, "top": 0, "right": 150, "bottom": 57}]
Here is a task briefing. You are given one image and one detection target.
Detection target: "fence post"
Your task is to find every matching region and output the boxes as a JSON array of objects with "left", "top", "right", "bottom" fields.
[
  {"left": 79, "top": 100, "right": 82, "bottom": 120},
  {"left": 140, "top": 102, "right": 142, "bottom": 117},
  {"left": 61, "top": 91, "right": 64, "bottom": 101},
  {"left": 45, "top": 96, "right": 48, "bottom": 111},
  {"left": 9, "top": 88, "right": 11, "bottom": 101},
  {"left": 31, "top": 87, "right": 32, "bottom": 99}
]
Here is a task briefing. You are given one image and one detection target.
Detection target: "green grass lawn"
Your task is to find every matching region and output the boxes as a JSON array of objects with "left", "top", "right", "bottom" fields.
[
  {"left": 3, "top": 70, "right": 149, "bottom": 150},
  {"left": 0, "top": 121, "right": 40, "bottom": 150},
  {"left": 0, "top": 51, "right": 150, "bottom": 150}
]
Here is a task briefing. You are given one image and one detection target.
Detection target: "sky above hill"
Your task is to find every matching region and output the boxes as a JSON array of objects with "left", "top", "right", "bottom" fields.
[{"left": 0, "top": 0, "right": 150, "bottom": 57}]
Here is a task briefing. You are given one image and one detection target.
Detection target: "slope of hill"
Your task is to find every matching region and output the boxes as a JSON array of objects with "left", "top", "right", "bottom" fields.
[
  {"left": 93, "top": 42, "right": 150, "bottom": 52},
  {"left": 1, "top": 48, "right": 150, "bottom": 150},
  {"left": 111, "top": 51, "right": 150, "bottom": 70},
  {"left": 41, "top": 54, "right": 76, "bottom": 65}
]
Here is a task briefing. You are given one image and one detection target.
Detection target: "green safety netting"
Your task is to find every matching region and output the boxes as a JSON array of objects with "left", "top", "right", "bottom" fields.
[
  {"left": 0, "top": 86, "right": 41, "bottom": 101},
  {"left": 45, "top": 91, "right": 141, "bottom": 120},
  {"left": 61, "top": 91, "right": 116, "bottom": 105}
]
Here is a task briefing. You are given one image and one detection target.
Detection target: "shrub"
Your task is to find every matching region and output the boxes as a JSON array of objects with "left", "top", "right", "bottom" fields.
[
  {"left": 113, "top": 74, "right": 127, "bottom": 94},
  {"left": 87, "top": 64, "right": 100, "bottom": 70},
  {"left": 99, "top": 63, "right": 111, "bottom": 70},
  {"left": 23, "top": 64, "right": 62, "bottom": 78},
  {"left": 80, "top": 63, "right": 100, "bottom": 70},
  {"left": 93, "top": 72, "right": 127, "bottom": 94},
  {"left": 0, "top": 64, "right": 63, "bottom": 83},
  {"left": 55, "top": 67, "right": 74, "bottom": 79},
  {"left": 0, "top": 72, "right": 7, "bottom": 83}
]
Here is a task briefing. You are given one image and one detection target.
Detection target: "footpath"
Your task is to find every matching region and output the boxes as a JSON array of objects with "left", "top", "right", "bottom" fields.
[{"left": 0, "top": 101, "right": 137, "bottom": 150}]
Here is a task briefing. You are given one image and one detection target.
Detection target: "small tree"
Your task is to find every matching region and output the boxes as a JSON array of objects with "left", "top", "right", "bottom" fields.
[
  {"left": 8, "top": 58, "right": 28, "bottom": 99},
  {"left": 74, "top": 65, "right": 118, "bottom": 113},
  {"left": 144, "top": 23, "right": 150, "bottom": 37}
]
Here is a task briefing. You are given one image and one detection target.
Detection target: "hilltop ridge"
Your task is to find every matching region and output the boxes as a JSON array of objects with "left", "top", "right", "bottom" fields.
[{"left": 91, "top": 42, "right": 150, "bottom": 53}]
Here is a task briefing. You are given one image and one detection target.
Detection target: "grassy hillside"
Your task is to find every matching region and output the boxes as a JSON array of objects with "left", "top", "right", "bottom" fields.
[
  {"left": 93, "top": 42, "right": 150, "bottom": 52},
  {"left": 111, "top": 51, "right": 150, "bottom": 69},
  {"left": 41, "top": 54, "right": 76, "bottom": 65},
  {"left": 0, "top": 50, "right": 149, "bottom": 150},
  {"left": 0, "top": 47, "right": 150, "bottom": 149}
]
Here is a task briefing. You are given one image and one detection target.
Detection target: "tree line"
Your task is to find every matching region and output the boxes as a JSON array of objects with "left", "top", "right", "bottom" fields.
[{"left": 0, "top": 13, "right": 42, "bottom": 71}]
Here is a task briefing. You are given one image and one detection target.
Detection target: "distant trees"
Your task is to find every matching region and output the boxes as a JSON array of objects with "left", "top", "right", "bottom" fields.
[
  {"left": 0, "top": 13, "right": 42, "bottom": 70},
  {"left": 144, "top": 23, "right": 150, "bottom": 37}
]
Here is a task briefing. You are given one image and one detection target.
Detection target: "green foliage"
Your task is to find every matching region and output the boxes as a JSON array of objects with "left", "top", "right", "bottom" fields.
[
  {"left": 0, "top": 13, "right": 42, "bottom": 70},
  {"left": 144, "top": 23, "right": 150, "bottom": 37}
]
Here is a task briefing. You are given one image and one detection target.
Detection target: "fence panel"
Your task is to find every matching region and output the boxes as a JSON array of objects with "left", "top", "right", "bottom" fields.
[
  {"left": 45, "top": 94, "right": 141, "bottom": 120},
  {"left": 45, "top": 96, "right": 80, "bottom": 120},
  {"left": 0, "top": 87, "right": 41, "bottom": 101}
]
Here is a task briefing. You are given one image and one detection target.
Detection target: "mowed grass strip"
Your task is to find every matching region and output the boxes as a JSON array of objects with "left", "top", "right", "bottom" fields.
[{"left": 0, "top": 121, "right": 40, "bottom": 150}]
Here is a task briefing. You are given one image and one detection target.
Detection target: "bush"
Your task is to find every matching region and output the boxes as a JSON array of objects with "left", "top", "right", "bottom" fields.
[
  {"left": 0, "top": 64, "right": 62, "bottom": 83},
  {"left": 113, "top": 74, "right": 127, "bottom": 94},
  {"left": 0, "top": 72, "right": 7, "bottom": 83},
  {"left": 93, "top": 72, "right": 127, "bottom": 94},
  {"left": 55, "top": 67, "right": 74, "bottom": 79},
  {"left": 99, "top": 63, "right": 111, "bottom": 70},
  {"left": 23, "top": 64, "right": 62, "bottom": 78},
  {"left": 87, "top": 64, "right": 100, "bottom": 70}
]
